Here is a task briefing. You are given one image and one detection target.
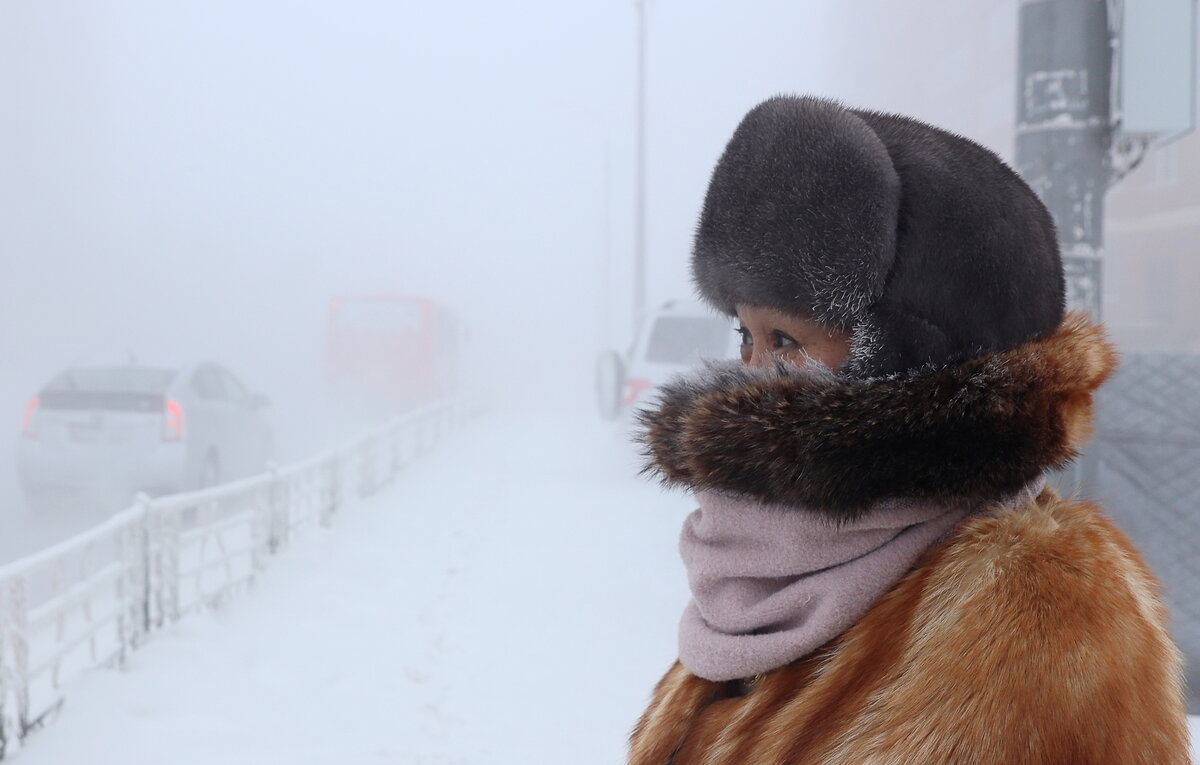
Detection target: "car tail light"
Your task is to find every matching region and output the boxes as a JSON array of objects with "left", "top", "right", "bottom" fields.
[
  {"left": 162, "top": 398, "right": 186, "bottom": 442},
  {"left": 20, "top": 396, "right": 39, "bottom": 439},
  {"left": 622, "top": 379, "right": 652, "bottom": 406}
]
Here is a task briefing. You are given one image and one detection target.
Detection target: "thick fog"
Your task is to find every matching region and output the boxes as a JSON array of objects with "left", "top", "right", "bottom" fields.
[
  {"left": 3, "top": 1, "right": 1198, "bottom": 760},
  {"left": 0, "top": 0, "right": 829, "bottom": 553}
]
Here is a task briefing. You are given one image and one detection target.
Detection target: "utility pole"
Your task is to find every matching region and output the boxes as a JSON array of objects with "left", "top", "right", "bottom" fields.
[
  {"left": 1016, "top": 0, "right": 1114, "bottom": 493},
  {"left": 602, "top": 138, "right": 612, "bottom": 348},
  {"left": 633, "top": 0, "right": 648, "bottom": 332},
  {"left": 1016, "top": 0, "right": 1112, "bottom": 319}
]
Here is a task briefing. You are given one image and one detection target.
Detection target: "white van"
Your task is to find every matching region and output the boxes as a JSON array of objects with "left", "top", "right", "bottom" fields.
[{"left": 596, "top": 301, "right": 736, "bottom": 421}]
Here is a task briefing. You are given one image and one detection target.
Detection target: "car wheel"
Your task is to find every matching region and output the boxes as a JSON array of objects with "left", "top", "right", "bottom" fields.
[{"left": 595, "top": 349, "right": 625, "bottom": 421}]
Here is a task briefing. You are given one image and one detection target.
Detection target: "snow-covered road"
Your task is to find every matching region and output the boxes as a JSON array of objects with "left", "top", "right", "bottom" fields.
[
  {"left": 14, "top": 408, "right": 694, "bottom": 764},
  {"left": 11, "top": 408, "right": 1199, "bottom": 763}
]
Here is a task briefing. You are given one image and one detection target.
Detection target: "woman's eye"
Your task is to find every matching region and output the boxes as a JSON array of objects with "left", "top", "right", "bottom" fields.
[
  {"left": 770, "top": 330, "right": 798, "bottom": 350},
  {"left": 736, "top": 326, "right": 752, "bottom": 346}
]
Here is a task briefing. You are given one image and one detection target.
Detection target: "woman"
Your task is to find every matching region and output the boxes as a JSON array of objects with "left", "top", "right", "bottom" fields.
[{"left": 628, "top": 96, "right": 1189, "bottom": 764}]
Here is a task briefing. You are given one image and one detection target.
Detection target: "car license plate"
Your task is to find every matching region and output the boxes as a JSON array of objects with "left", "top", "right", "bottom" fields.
[{"left": 69, "top": 414, "right": 105, "bottom": 443}]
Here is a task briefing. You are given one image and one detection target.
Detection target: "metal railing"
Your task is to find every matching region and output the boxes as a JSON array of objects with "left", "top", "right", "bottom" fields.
[{"left": 0, "top": 396, "right": 478, "bottom": 758}]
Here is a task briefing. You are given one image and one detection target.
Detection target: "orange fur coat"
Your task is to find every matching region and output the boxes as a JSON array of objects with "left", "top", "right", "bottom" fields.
[{"left": 630, "top": 317, "right": 1190, "bottom": 764}]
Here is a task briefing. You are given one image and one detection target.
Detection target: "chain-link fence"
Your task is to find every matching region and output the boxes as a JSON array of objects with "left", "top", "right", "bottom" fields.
[{"left": 1092, "top": 351, "right": 1200, "bottom": 713}]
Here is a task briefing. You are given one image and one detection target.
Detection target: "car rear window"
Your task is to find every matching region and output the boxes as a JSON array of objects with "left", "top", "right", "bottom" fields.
[
  {"left": 39, "top": 367, "right": 177, "bottom": 411},
  {"left": 45, "top": 367, "right": 176, "bottom": 394},
  {"left": 644, "top": 316, "right": 732, "bottom": 364}
]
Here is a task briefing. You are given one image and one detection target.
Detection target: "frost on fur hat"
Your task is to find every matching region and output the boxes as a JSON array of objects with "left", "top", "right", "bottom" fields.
[{"left": 693, "top": 95, "right": 1066, "bottom": 377}]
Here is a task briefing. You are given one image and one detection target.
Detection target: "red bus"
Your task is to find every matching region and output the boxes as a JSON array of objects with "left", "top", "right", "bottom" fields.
[{"left": 324, "top": 294, "right": 460, "bottom": 411}]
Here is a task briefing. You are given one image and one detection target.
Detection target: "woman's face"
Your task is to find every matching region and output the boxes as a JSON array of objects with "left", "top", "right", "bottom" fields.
[{"left": 735, "top": 304, "right": 852, "bottom": 370}]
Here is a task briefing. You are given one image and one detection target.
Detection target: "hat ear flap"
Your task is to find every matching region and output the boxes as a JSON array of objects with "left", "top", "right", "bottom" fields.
[{"left": 691, "top": 95, "right": 900, "bottom": 326}]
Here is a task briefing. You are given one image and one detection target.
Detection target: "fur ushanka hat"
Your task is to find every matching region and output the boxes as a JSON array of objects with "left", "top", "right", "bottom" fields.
[{"left": 693, "top": 95, "right": 1066, "bottom": 377}]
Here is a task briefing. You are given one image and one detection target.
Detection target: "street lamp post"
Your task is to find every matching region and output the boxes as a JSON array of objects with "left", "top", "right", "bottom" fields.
[{"left": 633, "top": 0, "right": 648, "bottom": 333}]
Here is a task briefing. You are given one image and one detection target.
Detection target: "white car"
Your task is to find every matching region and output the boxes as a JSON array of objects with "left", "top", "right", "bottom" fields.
[
  {"left": 17, "top": 363, "right": 274, "bottom": 508},
  {"left": 596, "top": 301, "right": 737, "bottom": 421}
]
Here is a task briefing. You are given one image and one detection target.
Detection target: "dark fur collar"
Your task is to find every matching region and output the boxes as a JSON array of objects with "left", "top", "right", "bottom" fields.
[{"left": 638, "top": 314, "right": 1116, "bottom": 520}]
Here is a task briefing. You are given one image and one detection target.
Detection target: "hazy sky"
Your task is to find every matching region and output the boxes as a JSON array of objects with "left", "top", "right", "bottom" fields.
[
  {"left": 0, "top": 1, "right": 830, "bottom": 411},
  {"left": 0, "top": 0, "right": 830, "bottom": 527}
]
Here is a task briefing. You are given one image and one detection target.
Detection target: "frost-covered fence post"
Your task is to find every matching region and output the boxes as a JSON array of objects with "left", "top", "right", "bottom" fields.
[
  {"left": 428, "top": 409, "right": 440, "bottom": 451},
  {"left": 389, "top": 426, "right": 403, "bottom": 480},
  {"left": 0, "top": 582, "right": 11, "bottom": 759},
  {"left": 278, "top": 466, "right": 292, "bottom": 552},
  {"left": 322, "top": 450, "right": 341, "bottom": 528},
  {"left": 266, "top": 462, "right": 285, "bottom": 555},
  {"left": 162, "top": 508, "right": 181, "bottom": 624},
  {"left": 49, "top": 558, "right": 66, "bottom": 691},
  {"left": 137, "top": 493, "right": 164, "bottom": 632},
  {"left": 0, "top": 588, "right": 7, "bottom": 759},
  {"left": 0, "top": 580, "right": 29, "bottom": 754},
  {"left": 114, "top": 520, "right": 140, "bottom": 662},
  {"left": 424, "top": 409, "right": 437, "bottom": 452},
  {"left": 416, "top": 415, "right": 430, "bottom": 457},
  {"left": 249, "top": 476, "right": 267, "bottom": 570},
  {"left": 356, "top": 438, "right": 373, "bottom": 499},
  {"left": 402, "top": 421, "right": 416, "bottom": 466},
  {"left": 134, "top": 494, "right": 154, "bottom": 639}
]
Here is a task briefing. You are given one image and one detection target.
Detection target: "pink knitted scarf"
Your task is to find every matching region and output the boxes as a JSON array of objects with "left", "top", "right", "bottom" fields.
[{"left": 678, "top": 478, "right": 1046, "bottom": 682}]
